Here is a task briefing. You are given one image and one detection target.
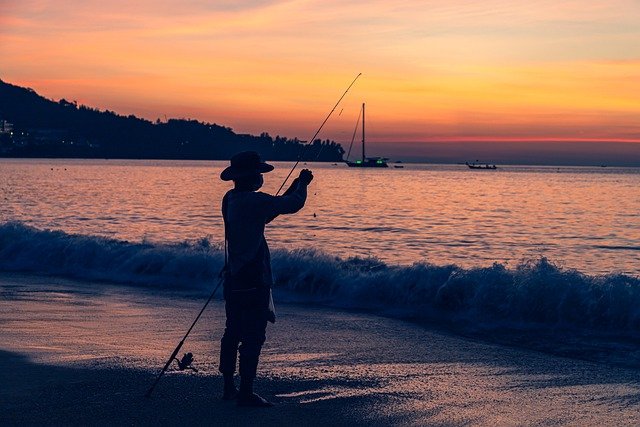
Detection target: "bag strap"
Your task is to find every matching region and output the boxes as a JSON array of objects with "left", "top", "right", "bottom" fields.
[{"left": 221, "top": 191, "right": 230, "bottom": 277}]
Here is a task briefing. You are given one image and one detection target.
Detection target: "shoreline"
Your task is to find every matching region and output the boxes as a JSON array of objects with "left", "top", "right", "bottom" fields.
[
  {"left": 2, "top": 273, "right": 640, "bottom": 425},
  {"left": 3, "top": 269, "right": 639, "bottom": 370}
]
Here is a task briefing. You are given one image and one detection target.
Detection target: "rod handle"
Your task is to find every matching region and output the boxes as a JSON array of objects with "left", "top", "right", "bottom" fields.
[{"left": 145, "top": 340, "right": 184, "bottom": 398}]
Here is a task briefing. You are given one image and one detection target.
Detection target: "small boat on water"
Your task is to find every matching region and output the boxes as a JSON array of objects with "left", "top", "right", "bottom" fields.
[
  {"left": 345, "top": 103, "right": 388, "bottom": 168},
  {"left": 466, "top": 161, "right": 497, "bottom": 170}
]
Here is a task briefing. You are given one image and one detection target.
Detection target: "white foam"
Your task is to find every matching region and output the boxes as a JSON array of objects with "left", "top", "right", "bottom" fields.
[{"left": 1, "top": 222, "right": 639, "bottom": 331}]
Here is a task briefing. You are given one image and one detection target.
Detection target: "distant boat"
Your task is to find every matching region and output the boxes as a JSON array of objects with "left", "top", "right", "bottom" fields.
[
  {"left": 466, "top": 161, "right": 497, "bottom": 170},
  {"left": 393, "top": 165, "right": 404, "bottom": 169},
  {"left": 345, "top": 103, "right": 388, "bottom": 168}
]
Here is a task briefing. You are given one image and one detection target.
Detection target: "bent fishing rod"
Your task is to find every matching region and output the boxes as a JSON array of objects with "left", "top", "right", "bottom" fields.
[{"left": 145, "top": 73, "right": 362, "bottom": 398}]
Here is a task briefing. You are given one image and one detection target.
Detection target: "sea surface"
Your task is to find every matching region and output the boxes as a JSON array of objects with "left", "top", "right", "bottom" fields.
[
  {"left": 2, "top": 158, "right": 640, "bottom": 337},
  {"left": 1, "top": 158, "right": 638, "bottom": 275}
]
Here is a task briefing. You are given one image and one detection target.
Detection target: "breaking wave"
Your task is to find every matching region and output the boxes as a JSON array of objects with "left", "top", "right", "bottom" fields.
[{"left": 1, "top": 221, "right": 639, "bottom": 332}]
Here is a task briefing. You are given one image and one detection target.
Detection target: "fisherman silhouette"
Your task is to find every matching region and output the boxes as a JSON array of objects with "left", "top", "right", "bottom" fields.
[{"left": 219, "top": 151, "right": 313, "bottom": 407}]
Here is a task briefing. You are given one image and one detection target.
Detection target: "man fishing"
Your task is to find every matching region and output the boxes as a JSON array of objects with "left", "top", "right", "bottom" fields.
[{"left": 219, "top": 151, "right": 313, "bottom": 407}]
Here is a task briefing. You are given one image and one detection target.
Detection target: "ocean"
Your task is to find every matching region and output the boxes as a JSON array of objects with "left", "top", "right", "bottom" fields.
[
  {"left": 2, "top": 158, "right": 638, "bottom": 274},
  {"left": 1, "top": 158, "right": 639, "bottom": 333}
]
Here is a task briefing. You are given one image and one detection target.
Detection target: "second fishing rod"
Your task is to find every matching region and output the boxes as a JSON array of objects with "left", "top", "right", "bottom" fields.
[{"left": 145, "top": 72, "right": 362, "bottom": 398}]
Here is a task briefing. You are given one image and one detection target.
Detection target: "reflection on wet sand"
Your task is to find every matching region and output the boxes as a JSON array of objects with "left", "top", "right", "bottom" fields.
[{"left": 1, "top": 274, "right": 639, "bottom": 425}]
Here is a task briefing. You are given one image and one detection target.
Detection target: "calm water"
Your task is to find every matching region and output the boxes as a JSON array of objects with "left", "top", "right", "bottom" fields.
[{"left": 1, "top": 159, "right": 639, "bottom": 276}]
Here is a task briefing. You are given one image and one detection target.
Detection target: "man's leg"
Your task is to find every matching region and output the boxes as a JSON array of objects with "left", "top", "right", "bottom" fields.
[
  {"left": 237, "top": 290, "right": 271, "bottom": 407},
  {"left": 219, "top": 299, "right": 241, "bottom": 399},
  {"left": 237, "top": 314, "right": 267, "bottom": 381}
]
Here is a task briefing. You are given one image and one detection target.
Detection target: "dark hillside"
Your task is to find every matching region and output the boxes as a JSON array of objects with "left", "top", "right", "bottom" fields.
[{"left": 0, "top": 79, "right": 344, "bottom": 161}]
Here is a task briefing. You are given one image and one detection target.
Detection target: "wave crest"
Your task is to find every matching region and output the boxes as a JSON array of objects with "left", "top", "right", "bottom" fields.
[
  {"left": 0, "top": 222, "right": 224, "bottom": 287},
  {"left": 1, "top": 222, "right": 639, "bottom": 331}
]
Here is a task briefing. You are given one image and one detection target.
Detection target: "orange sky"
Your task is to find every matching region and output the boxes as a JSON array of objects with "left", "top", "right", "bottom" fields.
[{"left": 1, "top": 0, "right": 639, "bottom": 158}]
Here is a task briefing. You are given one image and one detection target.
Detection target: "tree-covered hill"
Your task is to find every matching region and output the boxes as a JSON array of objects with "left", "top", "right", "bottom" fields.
[{"left": 0, "top": 79, "right": 344, "bottom": 161}]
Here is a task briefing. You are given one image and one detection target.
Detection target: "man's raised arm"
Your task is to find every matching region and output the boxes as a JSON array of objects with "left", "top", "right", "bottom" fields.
[{"left": 265, "top": 169, "right": 313, "bottom": 223}]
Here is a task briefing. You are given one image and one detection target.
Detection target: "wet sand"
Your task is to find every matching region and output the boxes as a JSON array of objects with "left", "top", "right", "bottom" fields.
[{"left": 1, "top": 273, "right": 639, "bottom": 426}]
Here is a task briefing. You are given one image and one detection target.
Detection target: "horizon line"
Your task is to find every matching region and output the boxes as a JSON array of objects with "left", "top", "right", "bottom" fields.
[{"left": 368, "top": 138, "right": 640, "bottom": 145}]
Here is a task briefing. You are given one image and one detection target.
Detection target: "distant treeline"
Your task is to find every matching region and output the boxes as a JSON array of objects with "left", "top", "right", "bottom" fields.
[{"left": 0, "top": 79, "right": 345, "bottom": 161}]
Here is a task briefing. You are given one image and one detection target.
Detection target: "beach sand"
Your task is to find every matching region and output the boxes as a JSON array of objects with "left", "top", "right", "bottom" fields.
[{"left": 1, "top": 273, "right": 639, "bottom": 426}]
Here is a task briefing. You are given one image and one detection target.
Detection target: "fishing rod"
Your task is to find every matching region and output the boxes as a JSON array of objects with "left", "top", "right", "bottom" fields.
[
  {"left": 145, "top": 73, "right": 361, "bottom": 398},
  {"left": 145, "top": 277, "right": 223, "bottom": 398},
  {"left": 275, "top": 72, "right": 362, "bottom": 195}
]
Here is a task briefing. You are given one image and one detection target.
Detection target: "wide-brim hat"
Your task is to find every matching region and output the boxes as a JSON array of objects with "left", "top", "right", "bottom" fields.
[{"left": 220, "top": 151, "right": 274, "bottom": 181}]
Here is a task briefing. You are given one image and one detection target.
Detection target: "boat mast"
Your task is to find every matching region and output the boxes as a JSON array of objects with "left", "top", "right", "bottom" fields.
[{"left": 361, "top": 103, "right": 365, "bottom": 161}]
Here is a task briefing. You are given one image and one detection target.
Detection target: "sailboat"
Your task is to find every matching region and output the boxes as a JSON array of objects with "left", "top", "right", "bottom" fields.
[{"left": 345, "top": 103, "right": 388, "bottom": 168}]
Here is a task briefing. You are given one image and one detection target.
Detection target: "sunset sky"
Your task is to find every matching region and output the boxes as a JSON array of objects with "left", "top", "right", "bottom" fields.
[{"left": 1, "top": 0, "right": 639, "bottom": 162}]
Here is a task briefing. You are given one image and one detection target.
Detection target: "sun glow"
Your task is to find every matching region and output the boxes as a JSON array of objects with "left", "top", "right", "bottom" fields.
[{"left": 2, "top": 0, "right": 639, "bottom": 151}]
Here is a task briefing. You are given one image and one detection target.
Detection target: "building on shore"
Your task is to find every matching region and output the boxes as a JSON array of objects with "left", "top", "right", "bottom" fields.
[{"left": 0, "top": 120, "right": 13, "bottom": 134}]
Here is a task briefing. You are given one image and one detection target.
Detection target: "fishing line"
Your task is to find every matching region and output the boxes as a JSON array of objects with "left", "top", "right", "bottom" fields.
[{"left": 275, "top": 72, "right": 362, "bottom": 196}]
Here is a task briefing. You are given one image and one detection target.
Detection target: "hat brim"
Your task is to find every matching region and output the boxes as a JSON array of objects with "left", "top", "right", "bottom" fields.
[{"left": 220, "top": 162, "right": 274, "bottom": 181}]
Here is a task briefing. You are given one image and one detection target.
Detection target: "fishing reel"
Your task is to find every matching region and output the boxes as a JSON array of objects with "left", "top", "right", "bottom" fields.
[{"left": 173, "top": 352, "right": 198, "bottom": 372}]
